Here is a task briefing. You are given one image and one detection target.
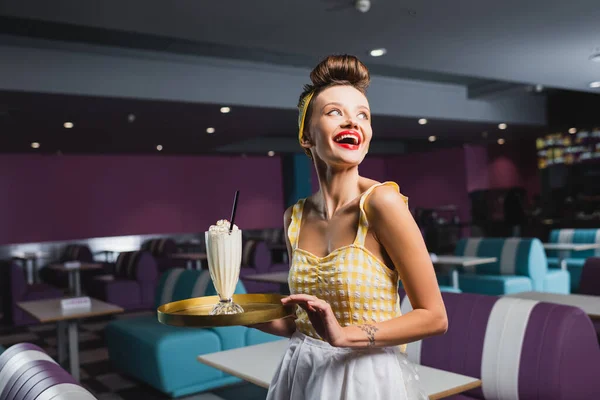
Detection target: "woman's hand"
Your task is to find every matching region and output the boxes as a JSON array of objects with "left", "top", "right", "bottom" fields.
[{"left": 281, "top": 294, "right": 347, "bottom": 347}]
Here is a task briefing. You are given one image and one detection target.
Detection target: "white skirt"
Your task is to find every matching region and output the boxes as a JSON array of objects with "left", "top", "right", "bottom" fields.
[{"left": 266, "top": 331, "right": 428, "bottom": 400}]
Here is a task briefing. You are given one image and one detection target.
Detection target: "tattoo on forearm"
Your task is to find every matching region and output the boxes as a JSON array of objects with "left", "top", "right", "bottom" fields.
[{"left": 358, "top": 324, "right": 379, "bottom": 347}]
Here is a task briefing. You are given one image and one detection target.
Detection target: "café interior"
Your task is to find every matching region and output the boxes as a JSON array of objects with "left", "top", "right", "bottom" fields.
[{"left": 1, "top": 1, "right": 600, "bottom": 399}]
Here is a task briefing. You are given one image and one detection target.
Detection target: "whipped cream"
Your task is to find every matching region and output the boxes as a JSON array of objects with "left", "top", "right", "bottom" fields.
[{"left": 208, "top": 219, "right": 239, "bottom": 233}]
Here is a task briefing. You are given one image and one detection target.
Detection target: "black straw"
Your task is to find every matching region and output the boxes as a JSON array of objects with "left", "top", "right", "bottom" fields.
[{"left": 229, "top": 190, "right": 240, "bottom": 234}]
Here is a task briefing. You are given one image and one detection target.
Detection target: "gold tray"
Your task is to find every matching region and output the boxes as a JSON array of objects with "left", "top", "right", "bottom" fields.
[{"left": 157, "top": 293, "right": 296, "bottom": 328}]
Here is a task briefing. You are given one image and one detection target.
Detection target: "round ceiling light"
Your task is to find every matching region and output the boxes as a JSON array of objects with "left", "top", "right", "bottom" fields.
[
  {"left": 64, "top": 122, "right": 74, "bottom": 129},
  {"left": 267, "top": 151, "right": 275, "bottom": 157},
  {"left": 418, "top": 118, "right": 428, "bottom": 125},
  {"left": 220, "top": 107, "right": 231, "bottom": 114},
  {"left": 206, "top": 127, "right": 215, "bottom": 134},
  {"left": 428, "top": 135, "right": 436, "bottom": 142},
  {"left": 590, "top": 81, "right": 600, "bottom": 88},
  {"left": 156, "top": 145, "right": 163, "bottom": 151},
  {"left": 497, "top": 138, "right": 506, "bottom": 145},
  {"left": 568, "top": 128, "right": 577, "bottom": 134},
  {"left": 498, "top": 123, "right": 507, "bottom": 130},
  {"left": 369, "top": 48, "right": 387, "bottom": 57},
  {"left": 31, "top": 142, "right": 40, "bottom": 149}
]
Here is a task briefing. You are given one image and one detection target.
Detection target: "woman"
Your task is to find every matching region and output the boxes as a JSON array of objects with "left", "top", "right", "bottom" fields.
[{"left": 252, "top": 54, "right": 448, "bottom": 399}]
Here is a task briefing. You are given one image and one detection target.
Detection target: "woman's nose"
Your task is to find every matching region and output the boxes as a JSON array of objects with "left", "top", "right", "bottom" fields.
[{"left": 342, "top": 117, "right": 359, "bottom": 129}]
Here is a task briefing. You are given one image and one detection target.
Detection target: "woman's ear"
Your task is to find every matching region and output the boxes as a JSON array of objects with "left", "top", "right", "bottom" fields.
[{"left": 300, "top": 130, "right": 313, "bottom": 150}]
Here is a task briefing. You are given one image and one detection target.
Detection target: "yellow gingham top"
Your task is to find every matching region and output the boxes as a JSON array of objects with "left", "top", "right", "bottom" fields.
[{"left": 288, "top": 181, "right": 408, "bottom": 350}]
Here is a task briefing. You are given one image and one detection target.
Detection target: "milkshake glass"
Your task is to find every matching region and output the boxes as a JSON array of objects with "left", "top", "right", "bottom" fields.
[{"left": 205, "top": 220, "right": 244, "bottom": 315}]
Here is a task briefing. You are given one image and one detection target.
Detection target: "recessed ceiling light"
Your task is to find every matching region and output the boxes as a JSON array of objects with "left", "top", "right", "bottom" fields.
[
  {"left": 156, "top": 145, "right": 163, "bottom": 151},
  {"left": 498, "top": 123, "right": 507, "bottom": 130},
  {"left": 590, "top": 81, "right": 600, "bottom": 88},
  {"left": 418, "top": 118, "right": 428, "bottom": 125},
  {"left": 497, "top": 138, "right": 505, "bottom": 145},
  {"left": 589, "top": 54, "right": 600, "bottom": 62},
  {"left": 428, "top": 135, "right": 436, "bottom": 142},
  {"left": 128, "top": 114, "right": 136, "bottom": 123},
  {"left": 568, "top": 127, "right": 577, "bottom": 134},
  {"left": 31, "top": 142, "right": 40, "bottom": 149},
  {"left": 369, "top": 48, "right": 387, "bottom": 57},
  {"left": 206, "top": 127, "right": 215, "bottom": 134},
  {"left": 220, "top": 107, "right": 231, "bottom": 114},
  {"left": 63, "top": 122, "right": 74, "bottom": 129},
  {"left": 267, "top": 151, "right": 275, "bottom": 157}
]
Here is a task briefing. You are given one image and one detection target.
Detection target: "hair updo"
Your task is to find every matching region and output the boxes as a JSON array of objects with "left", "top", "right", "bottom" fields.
[{"left": 298, "top": 54, "right": 371, "bottom": 157}]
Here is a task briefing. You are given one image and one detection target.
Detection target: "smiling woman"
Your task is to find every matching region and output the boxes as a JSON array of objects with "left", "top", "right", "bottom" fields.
[{"left": 249, "top": 55, "right": 447, "bottom": 400}]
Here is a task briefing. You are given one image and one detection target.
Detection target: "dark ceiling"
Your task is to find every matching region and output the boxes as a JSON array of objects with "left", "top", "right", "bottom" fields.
[{"left": 0, "top": 90, "right": 547, "bottom": 156}]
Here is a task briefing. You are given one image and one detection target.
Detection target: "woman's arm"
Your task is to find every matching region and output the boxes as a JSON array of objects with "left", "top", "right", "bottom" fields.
[
  {"left": 342, "top": 185, "right": 447, "bottom": 347},
  {"left": 245, "top": 205, "right": 297, "bottom": 338}
]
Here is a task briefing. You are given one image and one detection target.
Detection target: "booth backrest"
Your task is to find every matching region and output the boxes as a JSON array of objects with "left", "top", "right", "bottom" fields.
[
  {"left": 455, "top": 238, "right": 548, "bottom": 290},
  {"left": 579, "top": 257, "right": 600, "bottom": 296},
  {"left": 141, "top": 238, "right": 177, "bottom": 258},
  {"left": 114, "top": 251, "right": 158, "bottom": 282},
  {"left": 549, "top": 229, "right": 600, "bottom": 259},
  {"left": 400, "top": 291, "right": 600, "bottom": 399}
]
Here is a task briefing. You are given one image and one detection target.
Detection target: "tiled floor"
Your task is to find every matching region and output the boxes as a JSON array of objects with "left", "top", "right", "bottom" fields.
[{"left": 0, "top": 311, "right": 268, "bottom": 400}]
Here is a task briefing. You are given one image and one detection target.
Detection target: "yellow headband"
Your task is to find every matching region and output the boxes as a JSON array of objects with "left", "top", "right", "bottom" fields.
[{"left": 298, "top": 90, "right": 315, "bottom": 147}]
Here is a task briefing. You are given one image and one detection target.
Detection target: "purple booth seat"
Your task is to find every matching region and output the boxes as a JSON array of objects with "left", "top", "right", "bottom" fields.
[
  {"left": 40, "top": 244, "right": 105, "bottom": 289},
  {"left": 399, "top": 290, "right": 600, "bottom": 399},
  {"left": 85, "top": 250, "right": 158, "bottom": 311},
  {"left": 239, "top": 240, "right": 289, "bottom": 293},
  {"left": 4, "top": 262, "right": 63, "bottom": 326},
  {"left": 141, "top": 238, "right": 181, "bottom": 272},
  {"left": 578, "top": 257, "right": 600, "bottom": 340}
]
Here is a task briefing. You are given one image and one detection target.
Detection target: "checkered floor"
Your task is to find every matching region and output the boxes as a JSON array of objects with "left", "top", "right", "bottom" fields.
[{"left": 0, "top": 311, "right": 268, "bottom": 400}]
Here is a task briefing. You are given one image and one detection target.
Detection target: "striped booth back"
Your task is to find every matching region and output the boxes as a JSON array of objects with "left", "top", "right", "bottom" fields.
[
  {"left": 400, "top": 291, "right": 600, "bottom": 399},
  {"left": 155, "top": 268, "right": 247, "bottom": 309},
  {"left": 0, "top": 343, "right": 96, "bottom": 399},
  {"left": 59, "top": 244, "right": 94, "bottom": 263},
  {"left": 549, "top": 229, "right": 600, "bottom": 259},
  {"left": 114, "top": 251, "right": 157, "bottom": 281},
  {"left": 141, "top": 238, "right": 177, "bottom": 258},
  {"left": 455, "top": 238, "right": 547, "bottom": 290}
]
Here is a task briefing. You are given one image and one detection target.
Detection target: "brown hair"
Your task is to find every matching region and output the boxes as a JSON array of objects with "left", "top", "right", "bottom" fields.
[{"left": 298, "top": 55, "right": 370, "bottom": 156}]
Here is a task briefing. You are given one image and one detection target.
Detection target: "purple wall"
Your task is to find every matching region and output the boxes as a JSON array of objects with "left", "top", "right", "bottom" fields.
[
  {"left": 464, "top": 144, "right": 490, "bottom": 192},
  {"left": 487, "top": 140, "right": 541, "bottom": 200},
  {"left": 385, "top": 148, "right": 471, "bottom": 222},
  {"left": 0, "top": 154, "right": 284, "bottom": 245}
]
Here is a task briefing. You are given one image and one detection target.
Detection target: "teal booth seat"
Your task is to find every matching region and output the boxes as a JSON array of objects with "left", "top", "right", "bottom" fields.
[
  {"left": 453, "top": 237, "right": 570, "bottom": 295},
  {"left": 105, "top": 269, "right": 280, "bottom": 398},
  {"left": 547, "top": 229, "right": 600, "bottom": 291},
  {"left": 0, "top": 345, "right": 4, "bottom": 354}
]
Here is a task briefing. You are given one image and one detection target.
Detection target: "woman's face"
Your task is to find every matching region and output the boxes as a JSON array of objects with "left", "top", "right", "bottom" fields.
[{"left": 302, "top": 85, "right": 372, "bottom": 167}]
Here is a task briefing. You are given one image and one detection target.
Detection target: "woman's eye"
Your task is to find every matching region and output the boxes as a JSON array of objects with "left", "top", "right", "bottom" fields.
[
  {"left": 327, "top": 109, "right": 342, "bottom": 116},
  {"left": 358, "top": 112, "right": 369, "bottom": 120}
]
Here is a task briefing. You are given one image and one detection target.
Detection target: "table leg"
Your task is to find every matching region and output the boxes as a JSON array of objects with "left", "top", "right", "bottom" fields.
[
  {"left": 451, "top": 269, "right": 460, "bottom": 290},
  {"left": 74, "top": 269, "right": 81, "bottom": 297},
  {"left": 186, "top": 260, "right": 193, "bottom": 270},
  {"left": 559, "top": 257, "right": 567, "bottom": 271},
  {"left": 68, "top": 271, "right": 75, "bottom": 296},
  {"left": 57, "top": 321, "right": 67, "bottom": 366},
  {"left": 32, "top": 257, "right": 39, "bottom": 284},
  {"left": 195, "top": 260, "right": 202, "bottom": 270},
  {"left": 26, "top": 259, "right": 34, "bottom": 285},
  {"left": 68, "top": 321, "right": 80, "bottom": 381}
]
